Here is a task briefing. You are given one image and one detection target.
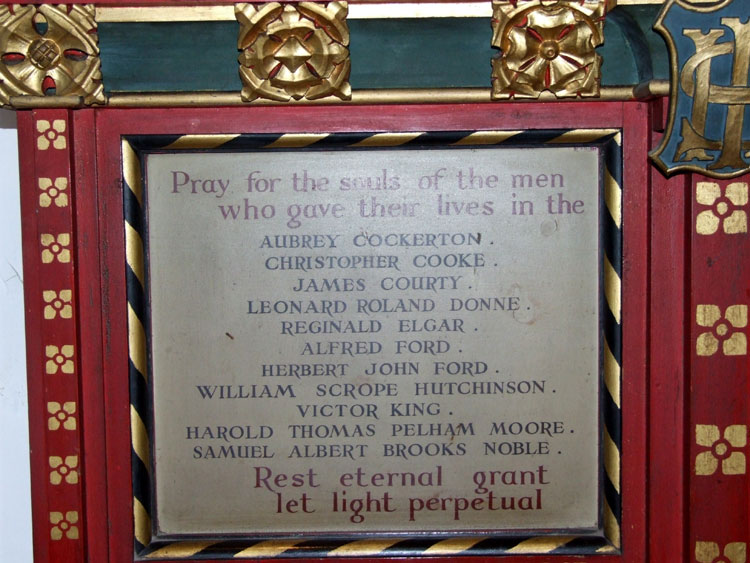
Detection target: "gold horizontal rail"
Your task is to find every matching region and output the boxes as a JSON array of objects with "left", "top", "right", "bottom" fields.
[
  {"left": 7, "top": 83, "right": 669, "bottom": 109},
  {"left": 103, "top": 84, "right": 669, "bottom": 107}
]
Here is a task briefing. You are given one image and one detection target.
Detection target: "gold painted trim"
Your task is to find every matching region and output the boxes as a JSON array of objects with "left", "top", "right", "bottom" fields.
[
  {"left": 125, "top": 223, "right": 145, "bottom": 286},
  {"left": 350, "top": 132, "right": 424, "bottom": 146},
  {"left": 422, "top": 537, "right": 484, "bottom": 555},
  {"left": 327, "top": 539, "right": 402, "bottom": 556},
  {"left": 128, "top": 303, "right": 147, "bottom": 379},
  {"left": 674, "top": 0, "right": 733, "bottom": 12},
  {"left": 97, "top": 5, "right": 234, "bottom": 22},
  {"left": 122, "top": 140, "right": 143, "bottom": 205},
  {"left": 604, "top": 339, "right": 621, "bottom": 409},
  {"left": 264, "top": 134, "right": 331, "bottom": 148},
  {"left": 146, "top": 541, "right": 219, "bottom": 558},
  {"left": 603, "top": 502, "right": 621, "bottom": 548},
  {"left": 10, "top": 96, "right": 83, "bottom": 108},
  {"left": 110, "top": 92, "right": 245, "bottom": 107},
  {"left": 97, "top": 1, "right": 665, "bottom": 22},
  {"left": 547, "top": 129, "right": 620, "bottom": 144},
  {"left": 605, "top": 167, "right": 623, "bottom": 228},
  {"left": 452, "top": 131, "right": 524, "bottom": 144},
  {"left": 133, "top": 497, "right": 152, "bottom": 548},
  {"left": 604, "top": 426, "right": 621, "bottom": 494},
  {"left": 105, "top": 85, "right": 666, "bottom": 108},
  {"left": 163, "top": 135, "right": 241, "bottom": 150},
  {"left": 506, "top": 536, "right": 575, "bottom": 554},
  {"left": 604, "top": 256, "right": 622, "bottom": 324},
  {"left": 234, "top": 540, "right": 304, "bottom": 557},
  {"left": 130, "top": 405, "right": 150, "bottom": 472},
  {"left": 633, "top": 79, "right": 670, "bottom": 99}
]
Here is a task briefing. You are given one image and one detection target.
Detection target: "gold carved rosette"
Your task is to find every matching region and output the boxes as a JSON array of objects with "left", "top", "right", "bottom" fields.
[
  {"left": 0, "top": 4, "right": 104, "bottom": 105},
  {"left": 236, "top": 2, "right": 351, "bottom": 102},
  {"left": 491, "top": 0, "right": 614, "bottom": 99}
]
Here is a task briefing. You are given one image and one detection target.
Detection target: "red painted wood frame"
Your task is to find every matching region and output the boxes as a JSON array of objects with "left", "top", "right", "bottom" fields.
[{"left": 16, "top": 100, "right": 741, "bottom": 563}]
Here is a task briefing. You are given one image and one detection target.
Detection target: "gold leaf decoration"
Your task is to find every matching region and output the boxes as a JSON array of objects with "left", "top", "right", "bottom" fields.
[
  {"left": 47, "top": 401, "right": 77, "bottom": 431},
  {"left": 696, "top": 304, "right": 748, "bottom": 356},
  {"left": 49, "top": 455, "right": 79, "bottom": 485},
  {"left": 696, "top": 541, "right": 747, "bottom": 563},
  {"left": 696, "top": 181, "right": 748, "bottom": 235},
  {"left": 491, "top": 0, "right": 613, "bottom": 99},
  {"left": 236, "top": 2, "right": 351, "bottom": 102},
  {"left": 41, "top": 233, "right": 71, "bottom": 263},
  {"left": 695, "top": 424, "right": 747, "bottom": 476},
  {"left": 0, "top": 4, "right": 104, "bottom": 106},
  {"left": 45, "top": 344, "right": 74, "bottom": 374},
  {"left": 43, "top": 289, "right": 73, "bottom": 320},
  {"left": 36, "top": 119, "right": 66, "bottom": 150},
  {"left": 39, "top": 177, "right": 69, "bottom": 208},
  {"left": 50, "top": 511, "right": 79, "bottom": 540}
]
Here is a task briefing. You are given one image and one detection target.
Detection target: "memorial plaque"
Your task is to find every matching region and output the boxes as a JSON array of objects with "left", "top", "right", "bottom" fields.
[{"left": 138, "top": 138, "right": 612, "bottom": 537}]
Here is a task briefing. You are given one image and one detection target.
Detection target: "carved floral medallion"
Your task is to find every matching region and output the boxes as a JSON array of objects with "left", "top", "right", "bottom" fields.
[
  {"left": 236, "top": 2, "right": 351, "bottom": 102},
  {"left": 0, "top": 4, "right": 104, "bottom": 105},
  {"left": 491, "top": 0, "right": 612, "bottom": 99}
]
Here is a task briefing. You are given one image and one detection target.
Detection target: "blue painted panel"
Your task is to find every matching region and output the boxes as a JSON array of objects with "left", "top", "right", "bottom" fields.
[{"left": 100, "top": 22, "right": 241, "bottom": 93}]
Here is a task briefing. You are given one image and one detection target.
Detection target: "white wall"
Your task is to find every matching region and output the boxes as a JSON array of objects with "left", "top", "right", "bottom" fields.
[{"left": 0, "top": 109, "right": 33, "bottom": 562}]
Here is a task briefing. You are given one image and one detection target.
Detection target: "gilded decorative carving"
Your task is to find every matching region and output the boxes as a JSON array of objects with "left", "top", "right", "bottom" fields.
[
  {"left": 491, "top": 0, "right": 613, "bottom": 99},
  {"left": 236, "top": 2, "right": 351, "bottom": 102},
  {"left": 0, "top": 5, "right": 104, "bottom": 106}
]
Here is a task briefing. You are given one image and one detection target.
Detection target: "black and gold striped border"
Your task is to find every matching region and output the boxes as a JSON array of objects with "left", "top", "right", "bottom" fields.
[
  {"left": 124, "top": 138, "right": 153, "bottom": 552},
  {"left": 601, "top": 132, "right": 623, "bottom": 551},
  {"left": 124, "top": 129, "right": 622, "bottom": 559}
]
